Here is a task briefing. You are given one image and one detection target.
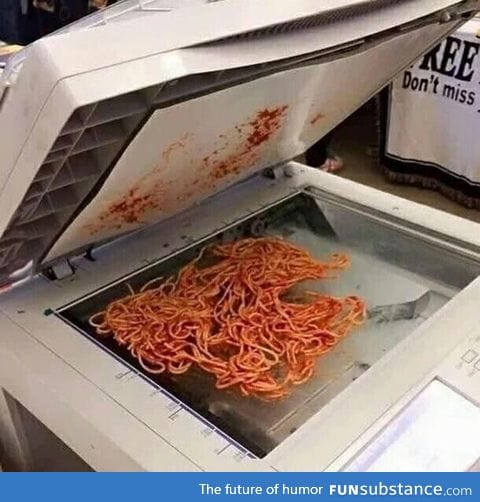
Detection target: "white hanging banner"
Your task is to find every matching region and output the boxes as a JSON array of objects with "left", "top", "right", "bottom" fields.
[{"left": 385, "top": 17, "right": 480, "bottom": 201}]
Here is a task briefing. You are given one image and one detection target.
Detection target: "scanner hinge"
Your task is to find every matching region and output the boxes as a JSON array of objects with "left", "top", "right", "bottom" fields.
[{"left": 43, "top": 259, "right": 76, "bottom": 281}]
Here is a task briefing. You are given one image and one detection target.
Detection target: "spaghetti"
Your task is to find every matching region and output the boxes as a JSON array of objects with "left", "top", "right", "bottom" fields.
[{"left": 90, "top": 237, "right": 366, "bottom": 400}]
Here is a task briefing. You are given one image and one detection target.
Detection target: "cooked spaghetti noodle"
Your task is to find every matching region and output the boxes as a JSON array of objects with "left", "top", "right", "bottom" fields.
[{"left": 90, "top": 237, "right": 365, "bottom": 400}]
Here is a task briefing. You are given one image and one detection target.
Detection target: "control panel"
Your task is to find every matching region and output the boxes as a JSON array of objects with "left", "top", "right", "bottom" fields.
[{"left": 437, "top": 332, "right": 480, "bottom": 404}]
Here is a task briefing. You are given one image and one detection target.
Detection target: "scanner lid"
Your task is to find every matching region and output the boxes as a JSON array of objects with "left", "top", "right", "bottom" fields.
[{"left": 0, "top": 0, "right": 477, "bottom": 289}]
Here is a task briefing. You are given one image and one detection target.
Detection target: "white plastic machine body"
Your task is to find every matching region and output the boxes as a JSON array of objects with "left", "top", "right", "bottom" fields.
[{"left": 0, "top": 0, "right": 479, "bottom": 472}]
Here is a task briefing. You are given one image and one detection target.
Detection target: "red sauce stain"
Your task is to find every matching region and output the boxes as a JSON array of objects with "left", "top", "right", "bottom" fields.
[
  {"left": 86, "top": 135, "right": 188, "bottom": 235},
  {"left": 87, "top": 181, "right": 165, "bottom": 235},
  {"left": 247, "top": 106, "right": 288, "bottom": 147},
  {"left": 310, "top": 111, "right": 325, "bottom": 125},
  {"left": 103, "top": 187, "right": 160, "bottom": 225},
  {"left": 86, "top": 105, "right": 289, "bottom": 236},
  {"left": 206, "top": 104, "right": 289, "bottom": 182}
]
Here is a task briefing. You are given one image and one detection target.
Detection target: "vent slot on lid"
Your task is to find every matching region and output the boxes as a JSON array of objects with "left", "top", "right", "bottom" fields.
[
  {"left": 87, "top": 92, "right": 148, "bottom": 127},
  {"left": 205, "top": 0, "right": 432, "bottom": 44},
  {"left": 0, "top": 88, "right": 148, "bottom": 279},
  {"left": 34, "top": 162, "right": 60, "bottom": 182},
  {"left": 71, "top": 123, "right": 125, "bottom": 155},
  {"left": 50, "top": 134, "right": 75, "bottom": 153}
]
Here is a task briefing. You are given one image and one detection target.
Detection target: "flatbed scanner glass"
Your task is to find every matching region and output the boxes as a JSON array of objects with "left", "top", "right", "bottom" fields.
[{"left": 58, "top": 191, "right": 480, "bottom": 458}]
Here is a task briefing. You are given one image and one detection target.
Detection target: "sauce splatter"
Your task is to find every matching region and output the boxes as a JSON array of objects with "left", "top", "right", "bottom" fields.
[
  {"left": 207, "top": 105, "right": 289, "bottom": 181},
  {"left": 310, "top": 111, "right": 325, "bottom": 125},
  {"left": 100, "top": 186, "right": 161, "bottom": 225},
  {"left": 86, "top": 179, "right": 166, "bottom": 235},
  {"left": 247, "top": 106, "right": 288, "bottom": 147},
  {"left": 86, "top": 104, "right": 289, "bottom": 236}
]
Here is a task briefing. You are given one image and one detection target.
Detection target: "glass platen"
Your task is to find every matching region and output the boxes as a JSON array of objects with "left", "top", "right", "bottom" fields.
[{"left": 57, "top": 192, "right": 480, "bottom": 458}]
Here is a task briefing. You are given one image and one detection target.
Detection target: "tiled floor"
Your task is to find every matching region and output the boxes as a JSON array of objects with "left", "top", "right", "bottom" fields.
[{"left": 332, "top": 107, "right": 480, "bottom": 224}]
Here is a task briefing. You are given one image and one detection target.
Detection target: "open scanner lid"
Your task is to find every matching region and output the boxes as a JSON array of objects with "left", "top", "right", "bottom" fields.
[{"left": 0, "top": 0, "right": 478, "bottom": 290}]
